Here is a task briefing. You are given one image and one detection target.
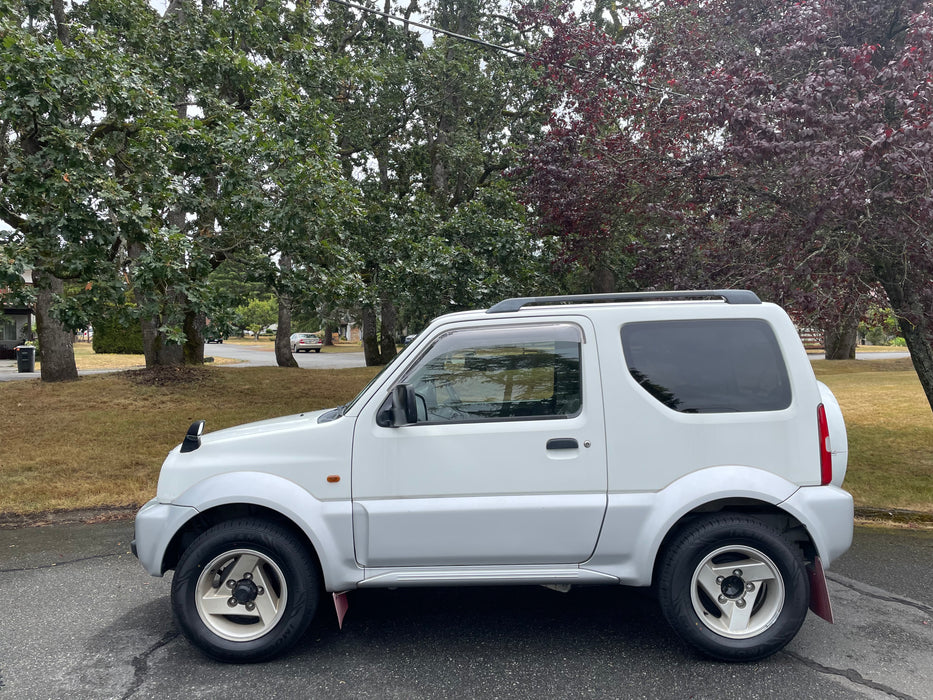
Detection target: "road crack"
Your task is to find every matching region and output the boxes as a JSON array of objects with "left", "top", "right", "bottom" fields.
[
  {"left": 827, "top": 573, "right": 933, "bottom": 617},
  {"left": 0, "top": 552, "right": 121, "bottom": 574},
  {"left": 783, "top": 650, "right": 918, "bottom": 700},
  {"left": 121, "top": 631, "right": 179, "bottom": 700}
]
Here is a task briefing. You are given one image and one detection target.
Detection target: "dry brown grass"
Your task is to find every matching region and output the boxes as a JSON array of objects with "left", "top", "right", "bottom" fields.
[
  {"left": 0, "top": 366, "right": 379, "bottom": 515},
  {"left": 37, "top": 343, "right": 238, "bottom": 370},
  {"left": 223, "top": 337, "right": 364, "bottom": 353},
  {"left": 813, "top": 358, "right": 933, "bottom": 512},
  {"left": 1, "top": 356, "right": 930, "bottom": 518}
]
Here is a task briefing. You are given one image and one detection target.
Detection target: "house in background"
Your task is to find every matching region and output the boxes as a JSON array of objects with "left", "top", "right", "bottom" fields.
[{"left": 1, "top": 269, "right": 34, "bottom": 359}]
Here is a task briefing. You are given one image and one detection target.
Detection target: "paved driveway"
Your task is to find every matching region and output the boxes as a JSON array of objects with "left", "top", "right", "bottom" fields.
[
  {"left": 1, "top": 522, "right": 931, "bottom": 699},
  {"left": 0, "top": 345, "right": 367, "bottom": 381},
  {"left": 204, "top": 343, "right": 367, "bottom": 369}
]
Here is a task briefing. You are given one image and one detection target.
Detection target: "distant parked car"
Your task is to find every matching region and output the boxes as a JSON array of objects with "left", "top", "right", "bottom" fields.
[
  {"left": 204, "top": 327, "right": 226, "bottom": 344},
  {"left": 290, "top": 332, "right": 322, "bottom": 353}
]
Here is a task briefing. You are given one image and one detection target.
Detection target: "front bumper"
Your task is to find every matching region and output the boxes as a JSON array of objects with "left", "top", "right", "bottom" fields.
[{"left": 133, "top": 497, "right": 199, "bottom": 576}]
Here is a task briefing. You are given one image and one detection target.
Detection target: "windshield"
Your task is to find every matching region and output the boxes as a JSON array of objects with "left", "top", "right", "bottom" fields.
[{"left": 318, "top": 350, "right": 407, "bottom": 423}]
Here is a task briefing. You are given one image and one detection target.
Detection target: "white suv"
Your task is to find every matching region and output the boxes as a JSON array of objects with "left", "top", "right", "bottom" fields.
[{"left": 133, "top": 290, "right": 852, "bottom": 663}]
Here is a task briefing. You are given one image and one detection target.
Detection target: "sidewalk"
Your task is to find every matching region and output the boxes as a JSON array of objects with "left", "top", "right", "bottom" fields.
[
  {"left": 0, "top": 359, "right": 124, "bottom": 382},
  {"left": 0, "top": 358, "right": 38, "bottom": 380}
]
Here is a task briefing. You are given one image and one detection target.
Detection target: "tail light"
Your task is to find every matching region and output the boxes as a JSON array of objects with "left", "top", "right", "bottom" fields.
[{"left": 817, "top": 403, "right": 832, "bottom": 485}]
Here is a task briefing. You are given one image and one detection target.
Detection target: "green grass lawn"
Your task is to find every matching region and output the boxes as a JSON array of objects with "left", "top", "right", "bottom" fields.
[
  {"left": 812, "top": 358, "right": 933, "bottom": 513},
  {"left": 0, "top": 356, "right": 930, "bottom": 519}
]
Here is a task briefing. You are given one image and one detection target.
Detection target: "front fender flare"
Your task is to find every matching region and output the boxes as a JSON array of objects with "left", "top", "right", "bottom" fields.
[{"left": 170, "top": 472, "right": 361, "bottom": 591}]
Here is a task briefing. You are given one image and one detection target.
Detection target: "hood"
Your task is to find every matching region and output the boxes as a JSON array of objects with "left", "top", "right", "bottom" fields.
[
  {"left": 156, "top": 407, "right": 351, "bottom": 503},
  {"left": 194, "top": 409, "right": 330, "bottom": 447}
]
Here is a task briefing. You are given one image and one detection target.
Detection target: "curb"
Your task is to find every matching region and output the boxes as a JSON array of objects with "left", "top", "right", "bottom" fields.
[{"left": 854, "top": 507, "right": 933, "bottom": 527}]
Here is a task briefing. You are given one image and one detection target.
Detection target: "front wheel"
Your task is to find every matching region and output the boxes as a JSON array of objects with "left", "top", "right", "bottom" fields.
[
  {"left": 171, "top": 518, "right": 319, "bottom": 662},
  {"left": 656, "top": 514, "right": 809, "bottom": 661}
]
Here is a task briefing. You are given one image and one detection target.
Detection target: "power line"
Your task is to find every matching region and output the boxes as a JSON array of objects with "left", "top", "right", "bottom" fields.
[
  {"left": 325, "top": 0, "right": 527, "bottom": 59},
  {"left": 324, "top": 0, "right": 685, "bottom": 99}
]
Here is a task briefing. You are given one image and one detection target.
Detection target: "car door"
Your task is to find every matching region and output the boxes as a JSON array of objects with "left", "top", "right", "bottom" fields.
[{"left": 351, "top": 319, "right": 608, "bottom": 568}]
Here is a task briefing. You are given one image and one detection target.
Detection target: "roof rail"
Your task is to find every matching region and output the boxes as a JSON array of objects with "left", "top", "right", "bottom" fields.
[{"left": 486, "top": 289, "right": 761, "bottom": 314}]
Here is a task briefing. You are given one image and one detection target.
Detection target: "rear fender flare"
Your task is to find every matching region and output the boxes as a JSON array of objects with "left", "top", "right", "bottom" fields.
[{"left": 590, "top": 466, "right": 798, "bottom": 585}]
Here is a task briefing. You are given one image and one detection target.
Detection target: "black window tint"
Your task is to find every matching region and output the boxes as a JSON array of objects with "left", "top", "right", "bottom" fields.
[{"left": 621, "top": 320, "right": 791, "bottom": 413}]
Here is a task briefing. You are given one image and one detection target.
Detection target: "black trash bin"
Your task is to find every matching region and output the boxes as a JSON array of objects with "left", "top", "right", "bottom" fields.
[{"left": 15, "top": 345, "right": 36, "bottom": 373}]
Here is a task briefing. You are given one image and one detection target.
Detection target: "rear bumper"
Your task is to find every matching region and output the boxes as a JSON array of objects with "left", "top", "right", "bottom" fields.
[{"left": 781, "top": 485, "right": 854, "bottom": 567}]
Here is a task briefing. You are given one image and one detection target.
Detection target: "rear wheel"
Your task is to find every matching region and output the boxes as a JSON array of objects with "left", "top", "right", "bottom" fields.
[
  {"left": 171, "top": 518, "right": 319, "bottom": 662},
  {"left": 657, "top": 514, "right": 809, "bottom": 661}
]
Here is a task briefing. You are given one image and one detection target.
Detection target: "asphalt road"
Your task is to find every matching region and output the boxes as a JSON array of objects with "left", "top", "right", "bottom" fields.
[
  {"left": 1, "top": 522, "right": 931, "bottom": 699},
  {"left": 204, "top": 343, "right": 367, "bottom": 369},
  {"left": 0, "top": 344, "right": 367, "bottom": 382}
]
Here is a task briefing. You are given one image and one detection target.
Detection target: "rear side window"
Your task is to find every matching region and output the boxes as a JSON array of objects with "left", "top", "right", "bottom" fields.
[{"left": 621, "top": 319, "right": 791, "bottom": 413}]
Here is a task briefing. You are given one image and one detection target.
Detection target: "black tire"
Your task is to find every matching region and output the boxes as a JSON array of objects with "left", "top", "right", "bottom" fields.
[
  {"left": 656, "top": 514, "right": 809, "bottom": 661},
  {"left": 171, "top": 518, "right": 319, "bottom": 663},
  {"left": 314, "top": 348, "right": 321, "bottom": 353}
]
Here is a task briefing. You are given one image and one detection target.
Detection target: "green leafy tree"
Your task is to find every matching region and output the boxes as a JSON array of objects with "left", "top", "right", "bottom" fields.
[
  {"left": 0, "top": 0, "right": 176, "bottom": 380},
  {"left": 235, "top": 297, "right": 277, "bottom": 339},
  {"left": 321, "top": 0, "right": 553, "bottom": 365},
  {"left": 521, "top": 0, "right": 933, "bottom": 411}
]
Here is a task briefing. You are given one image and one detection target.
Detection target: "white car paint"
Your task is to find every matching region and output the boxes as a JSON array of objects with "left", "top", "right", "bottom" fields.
[{"left": 134, "top": 291, "right": 853, "bottom": 660}]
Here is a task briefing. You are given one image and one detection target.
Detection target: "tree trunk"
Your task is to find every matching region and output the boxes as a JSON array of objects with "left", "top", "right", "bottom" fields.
[
  {"left": 379, "top": 297, "right": 398, "bottom": 364},
  {"left": 183, "top": 310, "right": 205, "bottom": 365},
  {"left": 590, "top": 267, "right": 616, "bottom": 294},
  {"left": 128, "top": 243, "right": 184, "bottom": 368},
  {"left": 823, "top": 315, "right": 858, "bottom": 360},
  {"left": 138, "top": 308, "right": 184, "bottom": 367},
  {"left": 322, "top": 323, "right": 336, "bottom": 346},
  {"left": 877, "top": 262, "right": 933, "bottom": 412},
  {"left": 275, "top": 294, "right": 299, "bottom": 368},
  {"left": 898, "top": 315, "right": 933, "bottom": 413},
  {"left": 32, "top": 269, "right": 78, "bottom": 382},
  {"left": 361, "top": 306, "right": 381, "bottom": 366}
]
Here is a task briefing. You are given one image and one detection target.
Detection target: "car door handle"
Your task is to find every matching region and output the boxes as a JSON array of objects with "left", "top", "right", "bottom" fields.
[{"left": 546, "top": 438, "right": 579, "bottom": 450}]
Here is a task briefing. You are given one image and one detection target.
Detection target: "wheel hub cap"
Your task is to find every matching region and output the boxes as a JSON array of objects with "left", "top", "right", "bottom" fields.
[
  {"left": 195, "top": 548, "right": 288, "bottom": 642},
  {"left": 690, "top": 545, "right": 786, "bottom": 640},
  {"left": 232, "top": 579, "right": 258, "bottom": 604},
  {"left": 720, "top": 575, "right": 744, "bottom": 599}
]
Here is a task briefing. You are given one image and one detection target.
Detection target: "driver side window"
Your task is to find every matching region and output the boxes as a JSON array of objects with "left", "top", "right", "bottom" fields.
[{"left": 404, "top": 324, "right": 583, "bottom": 423}]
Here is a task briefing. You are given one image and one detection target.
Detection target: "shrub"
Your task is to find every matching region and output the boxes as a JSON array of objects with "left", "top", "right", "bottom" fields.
[{"left": 92, "top": 314, "right": 144, "bottom": 354}]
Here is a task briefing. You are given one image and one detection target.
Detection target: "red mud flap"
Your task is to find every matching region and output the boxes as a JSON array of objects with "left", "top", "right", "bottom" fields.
[
  {"left": 333, "top": 591, "right": 349, "bottom": 629},
  {"left": 807, "top": 556, "right": 834, "bottom": 623}
]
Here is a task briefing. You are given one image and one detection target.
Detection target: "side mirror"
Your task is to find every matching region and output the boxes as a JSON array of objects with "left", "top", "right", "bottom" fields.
[
  {"left": 391, "top": 384, "right": 418, "bottom": 427},
  {"left": 180, "top": 420, "right": 205, "bottom": 453}
]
